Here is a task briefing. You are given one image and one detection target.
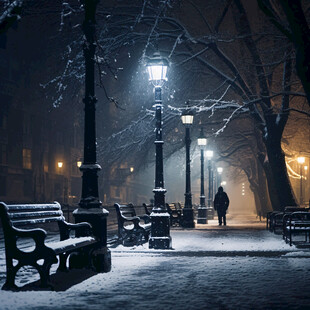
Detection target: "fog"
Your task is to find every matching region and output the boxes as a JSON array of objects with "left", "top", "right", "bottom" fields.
[{"left": 131, "top": 148, "right": 256, "bottom": 215}]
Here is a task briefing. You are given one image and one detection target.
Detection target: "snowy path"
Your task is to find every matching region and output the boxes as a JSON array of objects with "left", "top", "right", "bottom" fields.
[{"left": 0, "top": 214, "right": 310, "bottom": 309}]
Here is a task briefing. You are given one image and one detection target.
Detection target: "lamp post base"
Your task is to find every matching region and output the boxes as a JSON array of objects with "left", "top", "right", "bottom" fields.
[
  {"left": 207, "top": 207, "right": 214, "bottom": 220},
  {"left": 197, "top": 206, "right": 208, "bottom": 224},
  {"left": 73, "top": 207, "right": 111, "bottom": 272},
  {"left": 149, "top": 211, "right": 172, "bottom": 249},
  {"left": 182, "top": 207, "right": 195, "bottom": 228}
]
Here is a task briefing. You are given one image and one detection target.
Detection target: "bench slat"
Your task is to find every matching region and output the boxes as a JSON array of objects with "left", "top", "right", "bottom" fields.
[
  {"left": 7, "top": 204, "right": 61, "bottom": 211},
  {"left": 49, "top": 237, "right": 97, "bottom": 254},
  {"left": 11, "top": 216, "right": 64, "bottom": 226},
  {"left": 8, "top": 210, "right": 63, "bottom": 219}
]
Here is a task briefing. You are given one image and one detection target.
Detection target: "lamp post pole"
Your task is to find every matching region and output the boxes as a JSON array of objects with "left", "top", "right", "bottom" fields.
[
  {"left": 147, "top": 52, "right": 172, "bottom": 250},
  {"left": 197, "top": 128, "right": 207, "bottom": 224},
  {"left": 300, "top": 165, "right": 303, "bottom": 205},
  {"left": 206, "top": 150, "right": 214, "bottom": 220},
  {"left": 73, "top": 0, "right": 111, "bottom": 272},
  {"left": 297, "top": 157, "right": 305, "bottom": 205},
  {"left": 181, "top": 108, "right": 195, "bottom": 228},
  {"left": 217, "top": 167, "right": 223, "bottom": 190}
]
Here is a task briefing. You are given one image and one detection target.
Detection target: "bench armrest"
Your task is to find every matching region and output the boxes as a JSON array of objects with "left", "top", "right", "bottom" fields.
[
  {"left": 139, "top": 214, "right": 151, "bottom": 224},
  {"left": 58, "top": 221, "right": 93, "bottom": 240},
  {"left": 13, "top": 227, "right": 47, "bottom": 247},
  {"left": 122, "top": 216, "right": 140, "bottom": 223}
]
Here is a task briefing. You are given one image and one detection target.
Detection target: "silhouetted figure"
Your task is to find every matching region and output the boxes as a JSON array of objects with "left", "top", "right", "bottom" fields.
[{"left": 214, "top": 186, "right": 229, "bottom": 226}]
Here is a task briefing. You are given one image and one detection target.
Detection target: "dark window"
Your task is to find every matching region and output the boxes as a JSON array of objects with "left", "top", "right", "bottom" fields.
[
  {"left": 0, "top": 176, "right": 6, "bottom": 196},
  {"left": 23, "top": 178, "right": 32, "bottom": 197},
  {"left": 0, "top": 144, "right": 7, "bottom": 165},
  {"left": 0, "top": 113, "right": 7, "bottom": 129}
]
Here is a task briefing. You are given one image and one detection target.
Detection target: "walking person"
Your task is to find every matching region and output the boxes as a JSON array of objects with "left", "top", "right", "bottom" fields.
[{"left": 214, "top": 186, "right": 229, "bottom": 226}]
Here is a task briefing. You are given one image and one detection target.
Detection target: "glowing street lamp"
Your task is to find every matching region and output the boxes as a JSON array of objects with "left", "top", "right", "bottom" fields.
[
  {"left": 57, "top": 161, "right": 63, "bottom": 169},
  {"left": 181, "top": 107, "right": 195, "bottom": 228},
  {"left": 146, "top": 52, "right": 171, "bottom": 249},
  {"left": 197, "top": 127, "right": 207, "bottom": 224}
]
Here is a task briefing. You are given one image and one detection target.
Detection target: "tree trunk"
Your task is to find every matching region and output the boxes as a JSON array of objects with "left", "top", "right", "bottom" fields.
[
  {"left": 256, "top": 158, "right": 272, "bottom": 216},
  {"left": 264, "top": 138, "right": 297, "bottom": 211}
]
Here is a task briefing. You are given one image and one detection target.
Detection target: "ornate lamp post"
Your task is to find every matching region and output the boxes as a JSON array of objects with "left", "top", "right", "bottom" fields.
[
  {"left": 181, "top": 107, "right": 195, "bottom": 228},
  {"left": 206, "top": 149, "right": 214, "bottom": 220},
  {"left": 73, "top": 0, "right": 111, "bottom": 272},
  {"left": 146, "top": 52, "right": 172, "bottom": 249},
  {"left": 297, "top": 156, "right": 305, "bottom": 205},
  {"left": 197, "top": 128, "right": 207, "bottom": 224}
]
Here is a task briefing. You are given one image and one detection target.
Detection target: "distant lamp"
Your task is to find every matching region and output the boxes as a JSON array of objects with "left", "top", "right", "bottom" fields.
[
  {"left": 221, "top": 181, "right": 227, "bottom": 186},
  {"left": 77, "top": 161, "right": 82, "bottom": 168},
  {"left": 197, "top": 127, "right": 207, "bottom": 224},
  {"left": 217, "top": 167, "right": 223, "bottom": 174},
  {"left": 181, "top": 108, "right": 194, "bottom": 126},
  {"left": 206, "top": 150, "right": 213, "bottom": 159},
  {"left": 297, "top": 156, "right": 306, "bottom": 204},
  {"left": 146, "top": 52, "right": 169, "bottom": 84},
  {"left": 130, "top": 167, "right": 134, "bottom": 173},
  {"left": 297, "top": 156, "right": 305, "bottom": 164},
  {"left": 57, "top": 161, "right": 63, "bottom": 168}
]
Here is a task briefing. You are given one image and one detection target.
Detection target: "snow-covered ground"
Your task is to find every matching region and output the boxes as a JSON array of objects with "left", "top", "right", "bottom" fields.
[{"left": 1, "top": 213, "right": 310, "bottom": 310}]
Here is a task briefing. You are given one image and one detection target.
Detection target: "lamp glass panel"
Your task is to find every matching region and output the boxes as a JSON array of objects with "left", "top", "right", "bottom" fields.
[
  {"left": 206, "top": 150, "right": 213, "bottom": 158},
  {"left": 297, "top": 157, "right": 305, "bottom": 164},
  {"left": 181, "top": 114, "right": 194, "bottom": 125},
  {"left": 197, "top": 138, "right": 207, "bottom": 146},
  {"left": 147, "top": 65, "right": 167, "bottom": 81}
]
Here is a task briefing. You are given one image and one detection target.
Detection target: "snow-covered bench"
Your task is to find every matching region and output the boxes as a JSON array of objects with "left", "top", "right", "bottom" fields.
[
  {"left": 114, "top": 203, "right": 151, "bottom": 246},
  {"left": 283, "top": 211, "right": 310, "bottom": 246},
  {"left": 0, "top": 201, "right": 99, "bottom": 290},
  {"left": 267, "top": 207, "right": 307, "bottom": 234},
  {"left": 166, "top": 203, "right": 183, "bottom": 226}
]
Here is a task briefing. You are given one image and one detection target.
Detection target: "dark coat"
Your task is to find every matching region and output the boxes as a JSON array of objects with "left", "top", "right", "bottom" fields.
[{"left": 214, "top": 191, "right": 229, "bottom": 214}]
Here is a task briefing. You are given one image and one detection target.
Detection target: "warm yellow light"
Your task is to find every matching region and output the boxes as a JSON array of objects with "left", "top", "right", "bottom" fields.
[
  {"left": 304, "top": 166, "right": 308, "bottom": 171},
  {"left": 221, "top": 181, "right": 227, "bottom": 186},
  {"left": 130, "top": 167, "right": 134, "bottom": 173},
  {"left": 77, "top": 161, "right": 82, "bottom": 168},
  {"left": 57, "top": 161, "right": 63, "bottom": 168},
  {"left": 297, "top": 156, "right": 305, "bottom": 164}
]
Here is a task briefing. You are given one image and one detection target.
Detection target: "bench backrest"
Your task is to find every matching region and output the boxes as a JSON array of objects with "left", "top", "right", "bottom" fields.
[
  {"left": 284, "top": 206, "right": 308, "bottom": 213},
  {"left": 114, "top": 203, "right": 137, "bottom": 220},
  {"left": 0, "top": 202, "right": 64, "bottom": 230}
]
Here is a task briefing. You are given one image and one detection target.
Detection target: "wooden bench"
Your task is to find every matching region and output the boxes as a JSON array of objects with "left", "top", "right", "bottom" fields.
[
  {"left": 283, "top": 211, "right": 310, "bottom": 246},
  {"left": 114, "top": 203, "right": 151, "bottom": 246},
  {"left": 0, "top": 201, "right": 99, "bottom": 290}
]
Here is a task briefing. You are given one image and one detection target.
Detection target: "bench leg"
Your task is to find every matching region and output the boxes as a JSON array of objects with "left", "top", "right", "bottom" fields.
[
  {"left": 57, "top": 253, "right": 69, "bottom": 272},
  {"left": 2, "top": 262, "right": 19, "bottom": 291},
  {"left": 37, "top": 261, "right": 54, "bottom": 289}
]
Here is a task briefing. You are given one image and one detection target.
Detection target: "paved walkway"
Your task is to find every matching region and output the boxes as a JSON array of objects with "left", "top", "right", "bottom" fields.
[{"left": 1, "top": 213, "right": 310, "bottom": 310}]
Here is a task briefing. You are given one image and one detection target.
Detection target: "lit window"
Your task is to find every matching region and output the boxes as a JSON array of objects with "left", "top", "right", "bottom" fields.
[{"left": 23, "top": 149, "right": 32, "bottom": 169}]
